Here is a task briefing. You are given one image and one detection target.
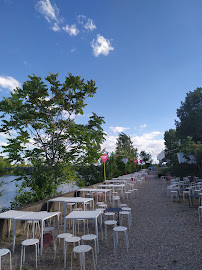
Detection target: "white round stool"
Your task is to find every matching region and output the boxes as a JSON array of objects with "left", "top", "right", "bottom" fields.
[
  {"left": 71, "top": 245, "right": 96, "bottom": 270},
  {"left": 20, "top": 239, "right": 39, "bottom": 269},
  {"left": 64, "top": 236, "right": 81, "bottom": 268},
  {"left": 97, "top": 204, "right": 107, "bottom": 209},
  {"left": 104, "top": 212, "right": 115, "bottom": 221},
  {"left": 171, "top": 190, "right": 179, "bottom": 201},
  {"left": 81, "top": 234, "right": 98, "bottom": 263},
  {"left": 26, "top": 220, "right": 40, "bottom": 238},
  {"left": 113, "top": 226, "right": 129, "bottom": 253},
  {"left": 119, "top": 211, "right": 131, "bottom": 229},
  {"left": 54, "top": 233, "right": 73, "bottom": 261},
  {"left": 112, "top": 196, "right": 120, "bottom": 207},
  {"left": 104, "top": 220, "right": 117, "bottom": 242},
  {"left": 124, "top": 191, "right": 131, "bottom": 201},
  {"left": 0, "top": 248, "right": 12, "bottom": 270},
  {"left": 118, "top": 204, "right": 127, "bottom": 208},
  {"left": 183, "top": 191, "right": 190, "bottom": 200}
]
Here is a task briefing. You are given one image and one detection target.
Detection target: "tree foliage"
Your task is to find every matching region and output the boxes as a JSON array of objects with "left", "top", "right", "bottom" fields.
[
  {"left": 0, "top": 73, "right": 105, "bottom": 205},
  {"left": 175, "top": 88, "right": 202, "bottom": 142},
  {"left": 164, "top": 129, "right": 179, "bottom": 165}
]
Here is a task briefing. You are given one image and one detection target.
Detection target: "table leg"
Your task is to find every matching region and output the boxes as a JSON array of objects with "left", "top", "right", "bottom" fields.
[
  {"left": 12, "top": 220, "right": 17, "bottom": 253},
  {"left": 40, "top": 220, "right": 43, "bottom": 255}
]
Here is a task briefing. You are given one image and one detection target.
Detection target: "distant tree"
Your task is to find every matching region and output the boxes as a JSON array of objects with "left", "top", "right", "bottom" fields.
[
  {"left": 164, "top": 129, "right": 179, "bottom": 165},
  {"left": 180, "top": 136, "right": 202, "bottom": 170},
  {"left": 0, "top": 73, "right": 105, "bottom": 205},
  {"left": 115, "top": 133, "right": 138, "bottom": 174},
  {"left": 139, "top": 151, "right": 152, "bottom": 163},
  {"left": 175, "top": 88, "right": 202, "bottom": 142}
]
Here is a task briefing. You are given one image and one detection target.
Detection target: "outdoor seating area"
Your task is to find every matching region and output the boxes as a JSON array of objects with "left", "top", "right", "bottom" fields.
[
  {"left": 166, "top": 176, "right": 202, "bottom": 221},
  {"left": 0, "top": 171, "right": 147, "bottom": 269}
]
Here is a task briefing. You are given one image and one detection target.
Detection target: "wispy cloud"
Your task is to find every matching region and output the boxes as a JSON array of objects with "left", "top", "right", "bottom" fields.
[
  {"left": 77, "top": 15, "right": 96, "bottom": 31},
  {"left": 36, "top": 0, "right": 60, "bottom": 31},
  {"left": 139, "top": 124, "right": 147, "bottom": 129},
  {"left": 62, "top": 24, "right": 79, "bottom": 36},
  {"left": 0, "top": 76, "right": 21, "bottom": 91},
  {"left": 91, "top": 34, "right": 114, "bottom": 57},
  {"left": 110, "top": 126, "right": 130, "bottom": 133},
  {"left": 52, "top": 22, "right": 60, "bottom": 32},
  {"left": 84, "top": 18, "right": 96, "bottom": 31}
]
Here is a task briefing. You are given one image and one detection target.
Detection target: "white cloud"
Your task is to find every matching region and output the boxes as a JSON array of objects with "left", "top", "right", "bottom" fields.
[
  {"left": 91, "top": 34, "right": 114, "bottom": 57},
  {"left": 36, "top": 0, "right": 60, "bottom": 31},
  {"left": 101, "top": 131, "right": 164, "bottom": 163},
  {"left": 62, "top": 24, "right": 79, "bottom": 36},
  {"left": 0, "top": 76, "right": 21, "bottom": 91},
  {"left": 52, "top": 22, "right": 60, "bottom": 32},
  {"left": 110, "top": 126, "right": 130, "bottom": 133},
  {"left": 84, "top": 18, "right": 96, "bottom": 31},
  {"left": 77, "top": 14, "right": 86, "bottom": 25},
  {"left": 71, "top": 48, "right": 77, "bottom": 53},
  {"left": 139, "top": 124, "right": 147, "bottom": 129},
  {"left": 131, "top": 132, "right": 164, "bottom": 162}
]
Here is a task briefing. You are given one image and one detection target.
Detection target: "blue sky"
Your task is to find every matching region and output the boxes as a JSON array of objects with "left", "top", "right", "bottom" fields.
[{"left": 0, "top": 0, "right": 202, "bottom": 162}]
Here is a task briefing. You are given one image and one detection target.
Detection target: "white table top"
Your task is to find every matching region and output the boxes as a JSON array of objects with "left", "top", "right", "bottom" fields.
[
  {"left": 0, "top": 210, "right": 34, "bottom": 219},
  {"left": 47, "top": 197, "right": 93, "bottom": 203},
  {"left": 65, "top": 210, "right": 102, "bottom": 220},
  {"left": 98, "top": 184, "right": 125, "bottom": 188},
  {"left": 14, "top": 211, "right": 61, "bottom": 221},
  {"left": 78, "top": 188, "right": 111, "bottom": 192}
]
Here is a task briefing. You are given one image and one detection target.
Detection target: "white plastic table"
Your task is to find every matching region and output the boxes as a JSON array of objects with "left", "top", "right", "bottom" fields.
[
  {"left": 105, "top": 179, "right": 126, "bottom": 184},
  {"left": 0, "top": 210, "right": 34, "bottom": 238},
  {"left": 98, "top": 184, "right": 125, "bottom": 194},
  {"left": 47, "top": 197, "right": 94, "bottom": 218},
  {"left": 13, "top": 211, "right": 61, "bottom": 255},
  {"left": 78, "top": 188, "right": 111, "bottom": 203},
  {"left": 64, "top": 210, "right": 102, "bottom": 247}
]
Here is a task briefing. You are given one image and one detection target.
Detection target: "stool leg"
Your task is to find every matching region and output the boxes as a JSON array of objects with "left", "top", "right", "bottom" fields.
[
  {"left": 9, "top": 251, "right": 12, "bottom": 270},
  {"left": 92, "top": 249, "right": 96, "bottom": 270},
  {"left": 0, "top": 256, "right": 1, "bottom": 270},
  {"left": 35, "top": 243, "right": 37, "bottom": 269},
  {"left": 64, "top": 241, "right": 67, "bottom": 268},
  {"left": 113, "top": 230, "right": 116, "bottom": 253},
  {"left": 20, "top": 246, "right": 23, "bottom": 270},
  {"left": 71, "top": 250, "right": 73, "bottom": 270},
  {"left": 94, "top": 239, "right": 97, "bottom": 264},
  {"left": 105, "top": 224, "right": 107, "bottom": 243}
]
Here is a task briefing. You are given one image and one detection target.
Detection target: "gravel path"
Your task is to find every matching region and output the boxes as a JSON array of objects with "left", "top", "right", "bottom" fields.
[{"left": 1, "top": 176, "right": 202, "bottom": 269}]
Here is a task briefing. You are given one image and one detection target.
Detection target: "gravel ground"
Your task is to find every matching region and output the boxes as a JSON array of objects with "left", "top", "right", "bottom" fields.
[{"left": 1, "top": 175, "right": 202, "bottom": 270}]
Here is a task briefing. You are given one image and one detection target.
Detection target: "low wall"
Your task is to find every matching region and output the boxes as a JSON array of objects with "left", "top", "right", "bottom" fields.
[{"left": 0, "top": 183, "right": 100, "bottom": 240}]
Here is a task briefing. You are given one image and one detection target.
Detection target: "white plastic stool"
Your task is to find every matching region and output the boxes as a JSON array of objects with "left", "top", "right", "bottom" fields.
[
  {"left": 81, "top": 234, "right": 98, "bottom": 263},
  {"left": 54, "top": 233, "right": 73, "bottom": 261},
  {"left": 97, "top": 204, "right": 107, "bottom": 209},
  {"left": 71, "top": 245, "right": 96, "bottom": 270},
  {"left": 64, "top": 236, "right": 81, "bottom": 268},
  {"left": 171, "top": 190, "right": 179, "bottom": 201},
  {"left": 183, "top": 191, "right": 190, "bottom": 200},
  {"left": 112, "top": 196, "right": 120, "bottom": 207},
  {"left": 26, "top": 220, "right": 40, "bottom": 238},
  {"left": 118, "top": 204, "right": 128, "bottom": 208},
  {"left": 0, "top": 249, "right": 12, "bottom": 270},
  {"left": 20, "top": 239, "right": 39, "bottom": 269},
  {"left": 119, "top": 211, "right": 131, "bottom": 229},
  {"left": 104, "top": 212, "right": 115, "bottom": 221},
  {"left": 124, "top": 191, "right": 131, "bottom": 201},
  {"left": 113, "top": 226, "right": 129, "bottom": 253},
  {"left": 104, "top": 220, "right": 117, "bottom": 242}
]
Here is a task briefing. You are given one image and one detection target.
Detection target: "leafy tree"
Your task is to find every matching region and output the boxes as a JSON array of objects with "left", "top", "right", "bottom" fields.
[
  {"left": 164, "top": 129, "right": 179, "bottom": 165},
  {"left": 175, "top": 88, "right": 202, "bottom": 142},
  {"left": 139, "top": 151, "right": 152, "bottom": 166},
  {"left": 180, "top": 136, "right": 202, "bottom": 170},
  {"left": 0, "top": 73, "right": 105, "bottom": 205},
  {"left": 115, "top": 133, "right": 138, "bottom": 174}
]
